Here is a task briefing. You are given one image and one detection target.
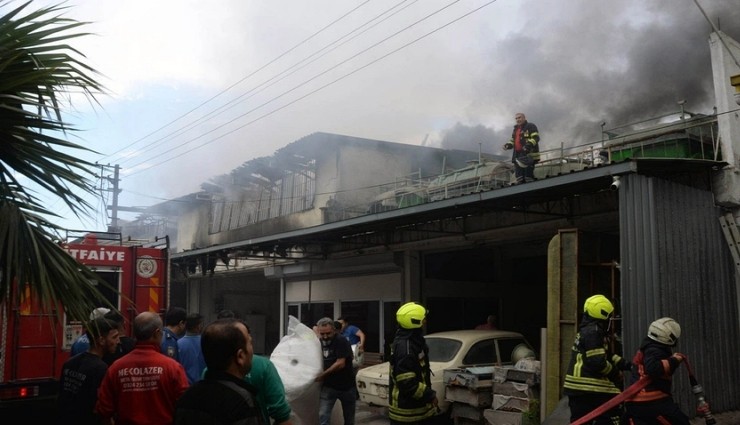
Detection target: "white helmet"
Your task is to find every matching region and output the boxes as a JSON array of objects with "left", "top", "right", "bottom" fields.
[
  {"left": 647, "top": 317, "right": 681, "bottom": 346},
  {"left": 89, "top": 307, "right": 111, "bottom": 320}
]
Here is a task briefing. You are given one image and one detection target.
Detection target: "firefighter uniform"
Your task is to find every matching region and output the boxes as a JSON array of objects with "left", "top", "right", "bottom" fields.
[
  {"left": 388, "top": 327, "right": 437, "bottom": 423},
  {"left": 505, "top": 115, "right": 540, "bottom": 183},
  {"left": 563, "top": 295, "right": 631, "bottom": 425},
  {"left": 624, "top": 317, "right": 690, "bottom": 425},
  {"left": 388, "top": 302, "right": 441, "bottom": 424}
]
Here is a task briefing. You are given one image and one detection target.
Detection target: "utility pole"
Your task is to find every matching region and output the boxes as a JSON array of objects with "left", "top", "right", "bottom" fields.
[
  {"left": 101, "top": 164, "right": 122, "bottom": 233},
  {"left": 103, "top": 164, "right": 147, "bottom": 234}
]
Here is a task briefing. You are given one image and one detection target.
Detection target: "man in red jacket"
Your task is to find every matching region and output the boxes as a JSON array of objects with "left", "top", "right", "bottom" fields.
[{"left": 96, "top": 311, "right": 189, "bottom": 425}]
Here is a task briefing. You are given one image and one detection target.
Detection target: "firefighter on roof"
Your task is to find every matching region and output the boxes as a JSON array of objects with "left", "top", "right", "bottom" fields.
[{"left": 503, "top": 112, "right": 540, "bottom": 184}]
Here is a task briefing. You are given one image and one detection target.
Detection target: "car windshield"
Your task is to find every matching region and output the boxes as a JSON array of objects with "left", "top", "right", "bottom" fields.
[{"left": 425, "top": 337, "right": 462, "bottom": 362}]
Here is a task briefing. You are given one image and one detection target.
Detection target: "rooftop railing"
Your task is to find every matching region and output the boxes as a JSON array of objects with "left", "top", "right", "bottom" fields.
[{"left": 327, "top": 113, "right": 721, "bottom": 222}]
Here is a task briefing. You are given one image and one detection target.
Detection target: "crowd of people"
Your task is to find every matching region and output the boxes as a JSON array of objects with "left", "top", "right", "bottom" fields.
[
  {"left": 59, "top": 304, "right": 377, "bottom": 425},
  {"left": 58, "top": 293, "right": 689, "bottom": 425},
  {"left": 58, "top": 307, "right": 294, "bottom": 425},
  {"left": 60, "top": 306, "right": 376, "bottom": 425}
]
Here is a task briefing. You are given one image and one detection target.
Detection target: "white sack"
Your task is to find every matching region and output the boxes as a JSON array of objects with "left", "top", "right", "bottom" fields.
[
  {"left": 351, "top": 343, "right": 364, "bottom": 368},
  {"left": 270, "top": 316, "right": 323, "bottom": 424}
]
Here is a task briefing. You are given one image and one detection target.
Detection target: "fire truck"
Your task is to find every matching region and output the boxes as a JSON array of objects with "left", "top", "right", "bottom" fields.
[{"left": 0, "top": 232, "right": 170, "bottom": 410}]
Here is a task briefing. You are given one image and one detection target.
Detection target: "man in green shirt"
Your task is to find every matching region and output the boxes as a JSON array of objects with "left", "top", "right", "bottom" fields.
[
  {"left": 202, "top": 315, "right": 293, "bottom": 425},
  {"left": 246, "top": 354, "right": 293, "bottom": 425}
]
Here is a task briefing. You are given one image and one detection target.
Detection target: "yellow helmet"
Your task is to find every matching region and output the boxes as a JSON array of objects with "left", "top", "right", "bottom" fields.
[
  {"left": 396, "top": 302, "right": 427, "bottom": 329},
  {"left": 583, "top": 294, "right": 614, "bottom": 320}
]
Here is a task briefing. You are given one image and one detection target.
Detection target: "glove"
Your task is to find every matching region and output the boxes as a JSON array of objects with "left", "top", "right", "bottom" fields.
[
  {"left": 503, "top": 142, "right": 514, "bottom": 150},
  {"left": 522, "top": 143, "right": 532, "bottom": 154},
  {"left": 607, "top": 367, "right": 624, "bottom": 384},
  {"left": 612, "top": 354, "right": 633, "bottom": 371},
  {"left": 672, "top": 352, "right": 686, "bottom": 363}
]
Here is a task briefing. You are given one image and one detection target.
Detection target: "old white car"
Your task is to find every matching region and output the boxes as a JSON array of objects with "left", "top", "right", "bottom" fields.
[{"left": 355, "top": 329, "right": 534, "bottom": 414}]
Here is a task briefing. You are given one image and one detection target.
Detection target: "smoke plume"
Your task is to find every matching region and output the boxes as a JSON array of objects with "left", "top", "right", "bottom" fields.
[{"left": 440, "top": 0, "right": 740, "bottom": 155}]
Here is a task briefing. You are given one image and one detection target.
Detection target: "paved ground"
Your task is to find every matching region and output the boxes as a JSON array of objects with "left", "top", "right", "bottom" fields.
[
  {"left": 689, "top": 410, "right": 740, "bottom": 424},
  {"left": 355, "top": 403, "right": 390, "bottom": 424},
  {"left": 355, "top": 401, "right": 740, "bottom": 424}
]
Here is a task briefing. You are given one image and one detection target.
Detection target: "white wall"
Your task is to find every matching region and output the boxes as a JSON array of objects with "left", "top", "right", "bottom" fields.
[
  {"left": 174, "top": 203, "right": 210, "bottom": 252},
  {"left": 285, "top": 273, "right": 401, "bottom": 302},
  {"left": 336, "top": 144, "right": 420, "bottom": 208}
]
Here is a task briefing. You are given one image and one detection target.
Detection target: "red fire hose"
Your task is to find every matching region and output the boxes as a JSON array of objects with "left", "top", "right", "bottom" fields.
[
  {"left": 570, "top": 354, "right": 717, "bottom": 425},
  {"left": 569, "top": 376, "right": 652, "bottom": 425}
]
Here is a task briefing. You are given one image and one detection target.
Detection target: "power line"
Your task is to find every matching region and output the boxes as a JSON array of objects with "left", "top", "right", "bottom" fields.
[
  {"left": 125, "top": 0, "right": 495, "bottom": 176},
  {"left": 692, "top": 0, "right": 740, "bottom": 69},
  {"left": 113, "top": 0, "right": 417, "bottom": 169},
  {"left": 100, "top": 0, "right": 372, "bottom": 163}
]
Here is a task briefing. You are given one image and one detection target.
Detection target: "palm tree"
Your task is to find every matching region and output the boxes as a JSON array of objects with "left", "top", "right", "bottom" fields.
[{"left": 0, "top": 1, "right": 111, "bottom": 322}]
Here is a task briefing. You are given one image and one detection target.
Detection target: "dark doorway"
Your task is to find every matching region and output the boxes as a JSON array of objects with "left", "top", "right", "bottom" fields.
[
  {"left": 298, "top": 302, "right": 333, "bottom": 328},
  {"left": 340, "top": 301, "right": 380, "bottom": 352},
  {"left": 426, "top": 297, "right": 500, "bottom": 333}
]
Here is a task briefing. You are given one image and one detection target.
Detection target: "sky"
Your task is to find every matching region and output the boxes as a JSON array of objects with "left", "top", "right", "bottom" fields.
[{"left": 10, "top": 0, "right": 740, "bottom": 231}]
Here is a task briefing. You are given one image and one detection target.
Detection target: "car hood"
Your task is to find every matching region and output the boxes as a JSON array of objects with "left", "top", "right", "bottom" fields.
[
  {"left": 358, "top": 361, "right": 451, "bottom": 380},
  {"left": 357, "top": 362, "right": 388, "bottom": 379}
]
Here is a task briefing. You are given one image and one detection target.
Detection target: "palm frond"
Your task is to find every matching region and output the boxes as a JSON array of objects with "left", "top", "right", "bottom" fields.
[{"left": 0, "top": 1, "right": 115, "bottom": 321}]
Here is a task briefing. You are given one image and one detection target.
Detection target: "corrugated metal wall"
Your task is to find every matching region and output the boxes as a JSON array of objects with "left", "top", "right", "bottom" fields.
[{"left": 620, "top": 173, "right": 740, "bottom": 413}]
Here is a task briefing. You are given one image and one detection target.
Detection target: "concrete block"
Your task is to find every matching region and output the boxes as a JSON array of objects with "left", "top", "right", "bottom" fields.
[
  {"left": 484, "top": 409, "right": 523, "bottom": 425},
  {"left": 445, "top": 385, "right": 493, "bottom": 407}
]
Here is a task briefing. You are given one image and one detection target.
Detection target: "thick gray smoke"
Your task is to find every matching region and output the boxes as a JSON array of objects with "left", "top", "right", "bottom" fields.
[
  {"left": 440, "top": 123, "right": 497, "bottom": 152},
  {"left": 440, "top": 0, "right": 740, "bottom": 154}
]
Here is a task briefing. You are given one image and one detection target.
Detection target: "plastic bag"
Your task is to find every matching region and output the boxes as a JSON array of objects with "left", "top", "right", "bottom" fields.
[
  {"left": 270, "top": 316, "right": 323, "bottom": 400},
  {"left": 351, "top": 343, "right": 364, "bottom": 368}
]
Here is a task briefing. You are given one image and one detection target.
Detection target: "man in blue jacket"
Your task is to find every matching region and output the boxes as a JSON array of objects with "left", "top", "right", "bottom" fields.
[{"left": 161, "top": 306, "right": 187, "bottom": 360}]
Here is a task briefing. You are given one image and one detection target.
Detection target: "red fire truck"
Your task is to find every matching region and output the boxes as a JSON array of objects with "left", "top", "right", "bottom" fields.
[{"left": 0, "top": 232, "right": 170, "bottom": 410}]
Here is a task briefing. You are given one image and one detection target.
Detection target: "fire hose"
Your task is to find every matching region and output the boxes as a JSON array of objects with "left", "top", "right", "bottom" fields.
[
  {"left": 684, "top": 357, "right": 717, "bottom": 425},
  {"left": 570, "top": 354, "right": 717, "bottom": 425}
]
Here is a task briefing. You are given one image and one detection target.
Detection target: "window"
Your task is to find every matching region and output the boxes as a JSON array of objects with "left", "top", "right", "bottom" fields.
[
  {"left": 299, "top": 302, "right": 333, "bottom": 328},
  {"left": 426, "top": 337, "right": 462, "bottom": 362},
  {"left": 497, "top": 338, "right": 531, "bottom": 364},
  {"left": 463, "top": 339, "right": 497, "bottom": 365}
]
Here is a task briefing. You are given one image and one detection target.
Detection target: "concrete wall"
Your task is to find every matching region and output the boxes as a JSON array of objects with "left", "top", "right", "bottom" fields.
[
  {"left": 183, "top": 272, "right": 282, "bottom": 354},
  {"left": 710, "top": 31, "right": 740, "bottom": 207},
  {"left": 173, "top": 202, "right": 210, "bottom": 252},
  {"left": 177, "top": 135, "right": 446, "bottom": 251},
  {"left": 313, "top": 149, "right": 341, "bottom": 213},
  {"left": 335, "top": 144, "right": 423, "bottom": 209}
]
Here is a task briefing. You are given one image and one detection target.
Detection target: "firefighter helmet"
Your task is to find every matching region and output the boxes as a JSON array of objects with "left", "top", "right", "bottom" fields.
[
  {"left": 396, "top": 302, "right": 427, "bottom": 329},
  {"left": 647, "top": 317, "right": 681, "bottom": 346},
  {"left": 89, "top": 307, "right": 111, "bottom": 320},
  {"left": 583, "top": 295, "right": 614, "bottom": 320},
  {"left": 515, "top": 154, "right": 534, "bottom": 168}
]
